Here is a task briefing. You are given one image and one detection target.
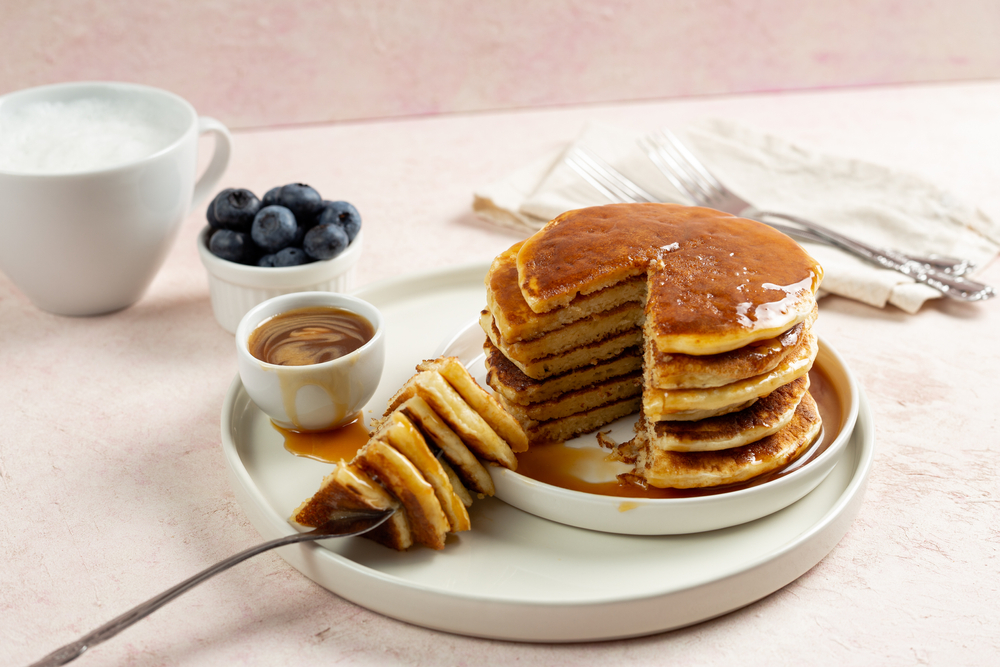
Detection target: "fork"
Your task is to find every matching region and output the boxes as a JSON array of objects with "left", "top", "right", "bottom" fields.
[
  {"left": 639, "top": 130, "right": 994, "bottom": 302},
  {"left": 27, "top": 509, "right": 394, "bottom": 667},
  {"left": 565, "top": 142, "right": 992, "bottom": 302},
  {"left": 568, "top": 145, "right": 973, "bottom": 275}
]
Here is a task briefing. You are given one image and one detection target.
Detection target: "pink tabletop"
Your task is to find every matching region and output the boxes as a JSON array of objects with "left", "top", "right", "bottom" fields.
[{"left": 5, "top": 81, "right": 1000, "bottom": 666}]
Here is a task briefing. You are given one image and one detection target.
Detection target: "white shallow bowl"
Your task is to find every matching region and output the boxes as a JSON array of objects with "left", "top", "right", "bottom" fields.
[
  {"left": 197, "top": 226, "right": 362, "bottom": 334},
  {"left": 439, "top": 320, "right": 860, "bottom": 536}
]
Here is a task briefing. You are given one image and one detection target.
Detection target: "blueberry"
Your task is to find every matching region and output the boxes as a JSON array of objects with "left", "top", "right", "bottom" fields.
[
  {"left": 206, "top": 188, "right": 234, "bottom": 230},
  {"left": 315, "top": 200, "right": 362, "bottom": 242},
  {"left": 274, "top": 183, "right": 323, "bottom": 224},
  {"left": 251, "top": 205, "right": 298, "bottom": 252},
  {"left": 208, "top": 229, "right": 253, "bottom": 263},
  {"left": 262, "top": 186, "right": 281, "bottom": 207},
  {"left": 274, "top": 246, "right": 311, "bottom": 267},
  {"left": 257, "top": 254, "right": 279, "bottom": 267},
  {"left": 213, "top": 188, "right": 261, "bottom": 233},
  {"left": 303, "top": 222, "right": 350, "bottom": 260}
]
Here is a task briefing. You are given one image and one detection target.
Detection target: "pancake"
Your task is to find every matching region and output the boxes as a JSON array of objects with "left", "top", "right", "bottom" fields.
[
  {"left": 643, "top": 328, "right": 818, "bottom": 421},
  {"left": 415, "top": 356, "right": 528, "bottom": 453},
  {"left": 482, "top": 301, "right": 645, "bottom": 360},
  {"left": 516, "top": 203, "right": 822, "bottom": 354},
  {"left": 647, "top": 307, "right": 818, "bottom": 390},
  {"left": 355, "top": 440, "right": 451, "bottom": 550},
  {"left": 480, "top": 202, "right": 824, "bottom": 488},
  {"left": 624, "top": 391, "right": 822, "bottom": 488},
  {"left": 293, "top": 357, "right": 523, "bottom": 551},
  {"left": 483, "top": 314, "right": 643, "bottom": 380},
  {"left": 636, "top": 375, "right": 810, "bottom": 452},
  {"left": 498, "top": 371, "right": 642, "bottom": 423},
  {"left": 485, "top": 340, "right": 643, "bottom": 405},
  {"left": 487, "top": 242, "right": 647, "bottom": 342},
  {"left": 501, "top": 394, "right": 643, "bottom": 446},
  {"left": 386, "top": 370, "right": 518, "bottom": 469},
  {"left": 372, "top": 412, "right": 471, "bottom": 533},
  {"left": 393, "top": 396, "right": 495, "bottom": 496},
  {"left": 291, "top": 462, "right": 413, "bottom": 551}
]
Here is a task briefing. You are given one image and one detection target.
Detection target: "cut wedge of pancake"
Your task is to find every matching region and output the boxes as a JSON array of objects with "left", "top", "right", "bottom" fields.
[
  {"left": 292, "top": 357, "right": 524, "bottom": 551},
  {"left": 355, "top": 440, "right": 451, "bottom": 550},
  {"left": 290, "top": 462, "right": 413, "bottom": 551},
  {"left": 416, "top": 356, "right": 528, "bottom": 453},
  {"left": 627, "top": 391, "right": 822, "bottom": 488},
  {"left": 387, "top": 370, "right": 518, "bottom": 469},
  {"left": 637, "top": 375, "right": 810, "bottom": 452},
  {"left": 394, "top": 396, "right": 495, "bottom": 496},
  {"left": 372, "top": 412, "right": 471, "bottom": 533}
]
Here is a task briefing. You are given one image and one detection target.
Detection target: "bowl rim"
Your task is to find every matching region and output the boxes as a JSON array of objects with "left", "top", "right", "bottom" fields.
[
  {"left": 197, "top": 225, "right": 363, "bottom": 289},
  {"left": 234, "top": 290, "right": 385, "bottom": 370}
]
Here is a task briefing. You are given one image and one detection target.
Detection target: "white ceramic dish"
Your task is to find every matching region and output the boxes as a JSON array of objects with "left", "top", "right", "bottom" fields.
[
  {"left": 198, "top": 226, "right": 362, "bottom": 334},
  {"left": 221, "top": 262, "right": 874, "bottom": 642},
  {"left": 437, "top": 320, "right": 860, "bottom": 535}
]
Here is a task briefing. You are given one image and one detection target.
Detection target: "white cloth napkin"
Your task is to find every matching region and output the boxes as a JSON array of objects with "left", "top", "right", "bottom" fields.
[{"left": 473, "top": 119, "right": 1000, "bottom": 313}]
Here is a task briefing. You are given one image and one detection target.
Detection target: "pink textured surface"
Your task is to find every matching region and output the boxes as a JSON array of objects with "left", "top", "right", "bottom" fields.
[
  {"left": 2, "top": 0, "right": 999, "bottom": 128},
  {"left": 4, "top": 81, "right": 1000, "bottom": 664}
]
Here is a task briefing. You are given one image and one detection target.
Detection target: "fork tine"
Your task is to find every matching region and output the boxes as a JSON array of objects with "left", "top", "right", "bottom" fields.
[
  {"left": 565, "top": 151, "right": 631, "bottom": 203},
  {"left": 659, "top": 129, "right": 725, "bottom": 193},
  {"left": 566, "top": 147, "right": 656, "bottom": 203},
  {"left": 639, "top": 136, "right": 697, "bottom": 202},
  {"left": 644, "top": 132, "right": 721, "bottom": 205}
]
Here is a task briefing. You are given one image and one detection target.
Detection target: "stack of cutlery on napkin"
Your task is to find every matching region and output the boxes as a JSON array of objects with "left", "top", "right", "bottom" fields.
[{"left": 473, "top": 119, "right": 1000, "bottom": 313}]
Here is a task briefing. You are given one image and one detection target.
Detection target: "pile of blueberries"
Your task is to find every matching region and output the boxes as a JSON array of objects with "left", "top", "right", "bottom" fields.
[{"left": 205, "top": 183, "right": 361, "bottom": 267}]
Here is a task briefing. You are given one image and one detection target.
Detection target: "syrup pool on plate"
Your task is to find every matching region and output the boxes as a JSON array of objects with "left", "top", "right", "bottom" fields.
[{"left": 274, "top": 413, "right": 370, "bottom": 462}]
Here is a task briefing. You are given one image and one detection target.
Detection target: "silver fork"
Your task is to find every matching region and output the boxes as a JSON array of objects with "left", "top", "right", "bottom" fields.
[
  {"left": 639, "top": 130, "right": 994, "bottom": 302},
  {"left": 566, "top": 141, "right": 992, "bottom": 302},
  {"left": 569, "top": 145, "right": 972, "bottom": 274},
  {"left": 642, "top": 131, "right": 977, "bottom": 276}
]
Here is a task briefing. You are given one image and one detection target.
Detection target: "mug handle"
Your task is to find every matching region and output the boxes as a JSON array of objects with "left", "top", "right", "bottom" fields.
[{"left": 191, "top": 116, "right": 233, "bottom": 211}]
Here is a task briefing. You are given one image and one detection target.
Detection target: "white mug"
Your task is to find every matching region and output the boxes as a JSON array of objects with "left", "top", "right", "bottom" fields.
[
  {"left": 0, "top": 81, "right": 232, "bottom": 316},
  {"left": 236, "top": 292, "right": 386, "bottom": 432}
]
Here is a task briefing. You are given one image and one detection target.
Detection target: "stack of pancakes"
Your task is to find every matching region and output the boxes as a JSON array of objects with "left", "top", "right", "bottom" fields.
[
  {"left": 482, "top": 203, "right": 824, "bottom": 489},
  {"left": 292, "top": 357, "right": 527, "bottom": 550}
]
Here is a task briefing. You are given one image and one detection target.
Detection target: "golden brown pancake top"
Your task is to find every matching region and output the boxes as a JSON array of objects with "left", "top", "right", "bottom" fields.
[{"left": 516, "top": 204, "right": 822, "bottom": 353}]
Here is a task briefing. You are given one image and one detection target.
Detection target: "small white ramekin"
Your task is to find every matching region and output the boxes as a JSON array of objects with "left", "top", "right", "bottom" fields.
[
  {"left": 235, "top": 291, "right": 385, "bottom": 432},
  {"left": 197, "top": 226, "right": 363, "bottom": 334}
]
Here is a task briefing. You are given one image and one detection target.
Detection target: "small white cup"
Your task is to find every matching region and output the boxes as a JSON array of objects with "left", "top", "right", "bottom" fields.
[
  {"left": 0, "top": 81, "right": 232, "bottom": 316},
  {"left": 236, "top": 291, "right": 386, "bottom": 432}
]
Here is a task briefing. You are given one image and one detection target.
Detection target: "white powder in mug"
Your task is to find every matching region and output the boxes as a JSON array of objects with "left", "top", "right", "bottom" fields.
[{"left": 0, "top": 97, "right": 179, "bottom": 174}]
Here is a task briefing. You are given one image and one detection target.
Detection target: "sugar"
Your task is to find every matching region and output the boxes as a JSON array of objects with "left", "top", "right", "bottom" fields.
[{"left": 0, "top": 97, "right": 178, "bottom": 174}]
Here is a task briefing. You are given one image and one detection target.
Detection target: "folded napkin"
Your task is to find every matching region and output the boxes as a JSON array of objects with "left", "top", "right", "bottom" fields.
[{"left": 473, "top": 119, "right": 1000, "bottom": 313}]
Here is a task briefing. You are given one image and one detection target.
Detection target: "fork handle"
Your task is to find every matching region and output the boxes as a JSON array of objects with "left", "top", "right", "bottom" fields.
[
  {"left": 747, "top": 209, "right": 995, "bottom": 302},
  {"left": 27, "top": 510, "right": 393, "bottom": 667}
]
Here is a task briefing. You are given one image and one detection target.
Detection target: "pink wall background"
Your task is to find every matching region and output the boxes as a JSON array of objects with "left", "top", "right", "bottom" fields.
[{"left": 2, "top": 0, "right": 1000, "bottom": 130}]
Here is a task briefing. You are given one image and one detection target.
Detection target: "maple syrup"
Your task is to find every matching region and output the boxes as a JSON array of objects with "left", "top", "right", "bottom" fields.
[{"left": 274, "top": 413, "right": 370, "bottom": 462}]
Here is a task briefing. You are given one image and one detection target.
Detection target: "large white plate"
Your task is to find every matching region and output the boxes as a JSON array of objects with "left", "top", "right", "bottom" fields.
[
  {"left": 221, "top": 262, "right": 875, "bottom": 642},
  {"left": 438, "top": 320, "right": 860, "bottom": 535}
]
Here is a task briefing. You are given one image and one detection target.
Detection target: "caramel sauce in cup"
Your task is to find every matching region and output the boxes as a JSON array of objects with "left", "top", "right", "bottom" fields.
[
  {"left": 249, "top": 306, "right": 375, "bottom": 366},
  {"left": 236, "top": 293, "right": 385, "bottom": 434}
]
